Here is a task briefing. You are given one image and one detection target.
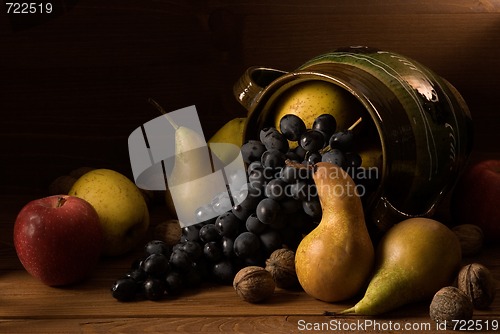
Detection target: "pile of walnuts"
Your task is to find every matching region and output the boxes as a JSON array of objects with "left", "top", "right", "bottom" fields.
[
  {"left": 233, "top": 248, "right": 299, "bottom": 303},
  {"left": 430, "top": 263, "right": 496, "bottom": 327}
]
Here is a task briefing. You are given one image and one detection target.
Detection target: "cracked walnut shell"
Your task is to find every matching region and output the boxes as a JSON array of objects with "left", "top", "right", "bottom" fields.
[
  {"left": 452, "top": 224, "right": 484, "bottom": 256},
  {"left": 153, "top": 219, "right": 182, "bottom": 246},
  {"left": 265, "top": 248, "right": 300, "bottom": 289},
  {"left": 457, "top": 263, "right": 496, "bottom": 309},
  {"left": 430, "top": 286, "right": 473, "bottom": 328},
  {"left": 233, "top": 266, "right": 275, "bottom": 303}
]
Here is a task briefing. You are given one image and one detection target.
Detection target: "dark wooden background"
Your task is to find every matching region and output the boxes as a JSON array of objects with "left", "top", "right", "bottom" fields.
[
  {"left": 1, "top": 3, "right": 500, "bottom": 332},
  {"left": 1, "top": 0, "right": 499, "bottom": 196}
]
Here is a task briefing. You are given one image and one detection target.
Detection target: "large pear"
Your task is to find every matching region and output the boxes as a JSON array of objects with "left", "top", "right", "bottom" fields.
[
  {"left": 295, "top": 162, "right": 375, "bottom": 302},
  {"left": 341, "top": 217, "right": 462, "bottom": 315}
]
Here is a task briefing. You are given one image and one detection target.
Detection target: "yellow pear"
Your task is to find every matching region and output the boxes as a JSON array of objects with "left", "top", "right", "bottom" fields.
[
  {"left": 146, "top": 100, "right": 228, "bottom": 224},
  {"left": 164, "top": 113, "right": 211, "bottom": 187},
  {"left": 357, "top": 140, "right": 383, "bottom": 171},
  {"left": 208, "top": 117, "right": 247, "bottom": 166},
  {"left": 340, "top": 218, "right": 462, "bottom": 315},
  {"left": 273, "top": 81, "right": 365, "bottom": 148},
  {"left": 163, "top": 113, "right": 226, "bottom": 226},
  {"left": 295, "top": 162, "right": 375, "bottom": 302},
  {"left": 69, "top": 169, "right": 149, "bottom": 257}
]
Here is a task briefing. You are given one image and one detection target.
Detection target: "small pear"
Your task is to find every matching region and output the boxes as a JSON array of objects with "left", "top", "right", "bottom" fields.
[
  {"left": 208, "top": 117, "right": 247, "bottom": 165},
  {"left": 295, "top": 162, "right": 375, "bottom": 302},
  {"left": 340, "top": 218, "right": 462, "bottom": 315},
  {"left": 146, "top": 100, "right": 225, "bottom": 224},
  {"left": 162, "top": 112, "right": 218, "bottom": 225},
  {"left": 165, "top": 113, "right": 212, "bottom": 187}
]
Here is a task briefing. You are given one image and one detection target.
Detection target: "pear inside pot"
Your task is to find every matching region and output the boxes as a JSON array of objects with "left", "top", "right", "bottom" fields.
[
  {"left": 273, "top": 81, "right": 363, "bottom": 136},
  {"left": 265, "top": 80, "right": 383, "bottom": 185}
]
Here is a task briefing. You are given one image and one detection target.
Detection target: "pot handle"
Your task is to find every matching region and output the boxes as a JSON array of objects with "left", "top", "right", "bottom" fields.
[{"left": 233, "top": 66, "right": 287, "bottom": 112}]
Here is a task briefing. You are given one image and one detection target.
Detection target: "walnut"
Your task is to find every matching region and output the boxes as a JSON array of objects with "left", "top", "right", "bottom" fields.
[
  {"left": 233, "top": 266, "right": 275, "bottom": 303},
  {"left": 452, "top": 224, "right": 483, "bottom": 256},
  {"left": 153, "top": 219, "right": 182, "bottom": 246},
  {"left": 457, "top": 263, "right": 496, "bottom": 309},
  {"left": 265, "top": 248, "right": 300, "bottom": 289},
  {"left": 430, "top": 286, "right": 473, "bottom": 328}
]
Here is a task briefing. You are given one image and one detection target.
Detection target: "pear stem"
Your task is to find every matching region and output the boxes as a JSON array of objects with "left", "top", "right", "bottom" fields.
[
  {"left": 285, "top": 159, "right": 315, "bottom": 171},
  {"left": 285, "top": 159, "right": 306, "bottom": 169},
  {"left": 148, "top": 98, "right": 179, "bottom": 130},
  {"left": 322, "top": 310, "right": 336, "bottom": 316}
]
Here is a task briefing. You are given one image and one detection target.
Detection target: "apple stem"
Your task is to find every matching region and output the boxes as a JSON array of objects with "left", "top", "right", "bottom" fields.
[
  {"left": 56, "top": 196, "right": 67, "bottom": 208},
  {"left": 148, "top": 98, "right": 179, "bottom": 130}
]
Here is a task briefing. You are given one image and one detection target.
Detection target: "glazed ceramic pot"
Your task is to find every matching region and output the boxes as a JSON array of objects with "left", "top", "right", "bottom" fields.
[{"left": 234, "top": 46, "right": 473, "bottom": 232}]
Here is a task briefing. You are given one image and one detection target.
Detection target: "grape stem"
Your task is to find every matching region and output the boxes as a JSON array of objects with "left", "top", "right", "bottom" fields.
[
  {"left": 348, "top": 117, "right": 363, "bottom": 131},
  {"left": 319, "top": 117, "right": 362, "bottom": 154}
]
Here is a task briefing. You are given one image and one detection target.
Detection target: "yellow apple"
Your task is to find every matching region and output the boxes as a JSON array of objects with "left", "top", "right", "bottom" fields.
[{"left": 69, "top": 169, "right": 149, "bottom": 257}]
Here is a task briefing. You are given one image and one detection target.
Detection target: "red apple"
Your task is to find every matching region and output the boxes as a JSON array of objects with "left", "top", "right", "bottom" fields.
[
  {"left": 451, "top": 160, "right": 500, "bottom": 242},
  {"left": 13, "top": 195, "right": 103, "bottom": 286}
]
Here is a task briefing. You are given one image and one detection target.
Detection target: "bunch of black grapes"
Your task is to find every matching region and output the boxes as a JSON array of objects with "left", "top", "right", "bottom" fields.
[{"left": 111, "top": 113, "right": 371, "bottom": 302}]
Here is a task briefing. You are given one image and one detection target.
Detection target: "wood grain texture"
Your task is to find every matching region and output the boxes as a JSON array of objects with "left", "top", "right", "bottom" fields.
[
  {"left": 1, "top": 194, "right": 499, "bottom": 333},
  {"left": 5, "top": 315, "right": 500, "bottom": 334}
]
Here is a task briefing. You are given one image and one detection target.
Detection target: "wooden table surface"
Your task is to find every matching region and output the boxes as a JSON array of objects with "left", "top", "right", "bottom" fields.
[{"left": 1, "top": 193, "right": 499, "bottom": 334}]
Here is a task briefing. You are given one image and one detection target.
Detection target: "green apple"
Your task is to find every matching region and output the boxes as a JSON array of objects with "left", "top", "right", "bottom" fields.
[{"left": 69, "top": 169, "right": 149, "bottom": 257}]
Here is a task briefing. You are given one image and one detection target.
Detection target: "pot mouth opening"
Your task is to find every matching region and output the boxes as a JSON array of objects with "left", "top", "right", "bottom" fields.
[{"left": 245, "top": 73, "right": 386, "bottom": 209}]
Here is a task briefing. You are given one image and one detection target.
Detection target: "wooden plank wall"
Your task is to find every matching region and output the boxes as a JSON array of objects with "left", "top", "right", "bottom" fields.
[{"left": 1, "top": 0, "right": 499, "bottom": 195}]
